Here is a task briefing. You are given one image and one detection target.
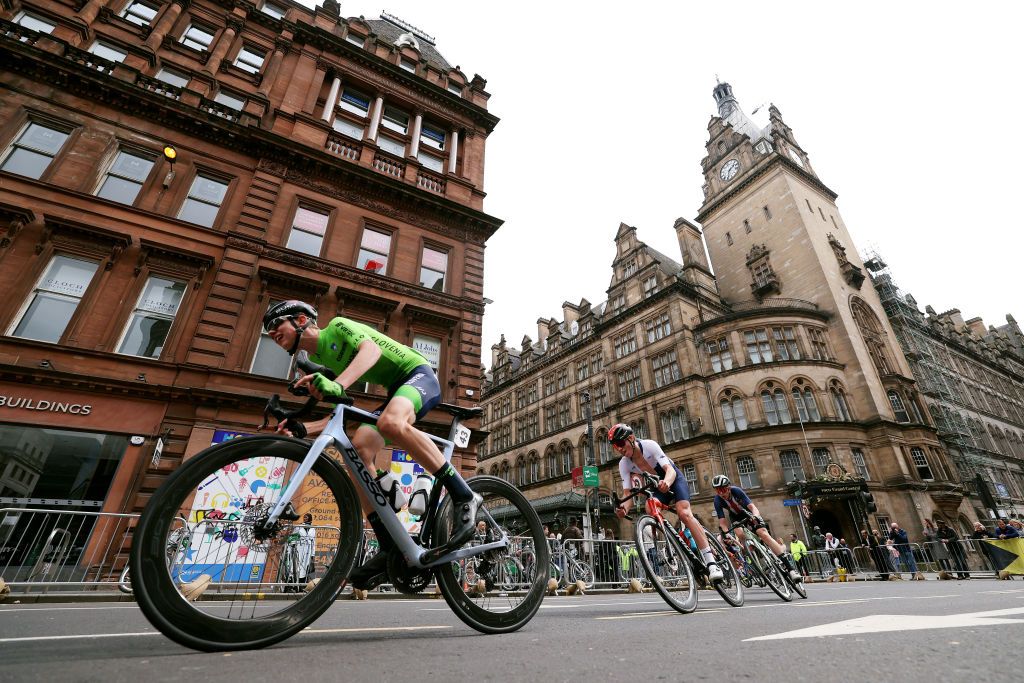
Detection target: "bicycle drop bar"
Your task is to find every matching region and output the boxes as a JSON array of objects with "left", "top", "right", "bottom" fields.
[{"left": 611, "top": 471, "right": 662, "bottom": 511}]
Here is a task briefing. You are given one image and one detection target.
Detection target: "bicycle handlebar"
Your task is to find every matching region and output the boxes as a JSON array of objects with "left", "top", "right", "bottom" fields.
[
  {"left": 611, "top": 472, "right": 661, "bottom": 510},
  {"left": 257, "top": 358, "right": 352, "bottom": 436}
]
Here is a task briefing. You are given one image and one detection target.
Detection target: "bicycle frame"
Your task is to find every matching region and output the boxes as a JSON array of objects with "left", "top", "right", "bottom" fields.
[{"left": 262, "top": 400, "right": 508, "bottom": 570}]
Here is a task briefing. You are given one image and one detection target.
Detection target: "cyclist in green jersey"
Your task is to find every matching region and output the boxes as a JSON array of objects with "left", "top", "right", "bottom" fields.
[{"left": 263, "top": 300, "right": 481, "bottom": 590}]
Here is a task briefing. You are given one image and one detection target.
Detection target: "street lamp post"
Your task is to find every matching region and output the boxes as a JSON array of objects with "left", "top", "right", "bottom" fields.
[{"left": 582, "top": 390, "right": 596, "bottom": 539}]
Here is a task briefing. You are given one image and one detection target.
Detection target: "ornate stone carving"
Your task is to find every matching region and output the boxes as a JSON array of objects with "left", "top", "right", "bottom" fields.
[
  {"left": 828, "top": 233, "right": 865, "bottom": 289},
  {"left": 745, "top": 243, "right": 769, "bottom": 264}
]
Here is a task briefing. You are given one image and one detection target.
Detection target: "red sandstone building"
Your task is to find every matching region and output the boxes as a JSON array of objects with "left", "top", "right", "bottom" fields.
[{"left": 0, "top": 0, "right": 500, "bottom": 545}]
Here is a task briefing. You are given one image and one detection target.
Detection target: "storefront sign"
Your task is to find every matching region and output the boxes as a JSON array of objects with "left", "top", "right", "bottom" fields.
[
  {"left": 0, "top": 395, "right": 91, "bottom": 415},
  {"left": 412, "top": 334, "right": 441, "bottom": 373}
]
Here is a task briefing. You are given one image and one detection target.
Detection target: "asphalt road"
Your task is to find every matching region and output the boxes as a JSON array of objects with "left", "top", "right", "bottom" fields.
[{"left": 1, "top": 580, "right": 1022, "bottom": 682}]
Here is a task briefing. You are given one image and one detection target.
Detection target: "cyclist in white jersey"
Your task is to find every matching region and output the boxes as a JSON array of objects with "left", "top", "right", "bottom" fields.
[{"left": 610, "top": 424, "right": 723, "bottom": 582}]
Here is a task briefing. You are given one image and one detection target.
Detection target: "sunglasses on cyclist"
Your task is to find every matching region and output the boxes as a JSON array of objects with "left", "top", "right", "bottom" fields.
[
  {"left": 611, "top": 439, "right": 627, "bottom": 448},
  {"left": 263, "top": 316, "right": 290, "bottom": 333}
]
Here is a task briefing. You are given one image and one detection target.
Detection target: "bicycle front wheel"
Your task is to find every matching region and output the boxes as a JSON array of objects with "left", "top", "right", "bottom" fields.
[
  {"left": 634, "top": 516, "right": 697, "bottom": 614},
  {"left": 433, "top": 476, "right": 549, "bottom": 634},
  {"left": 703, "top": 530, "right": 744, "bottom": 607},
  {"left": 569, "top": 559, "right": 595, "bottom": 588},
  {"left": 749, "top": 540, "right": 793, "bottom": 602},
  {"left": 130, "top": 435, "right": 362, "bottom": 651}
]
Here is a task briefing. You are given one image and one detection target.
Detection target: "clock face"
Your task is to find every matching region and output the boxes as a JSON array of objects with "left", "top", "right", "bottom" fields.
[
  {"left": 788, "top": 147, "right": 805, "bottom": 168},
  {"left": 720, "top": 158, "right": 740, "bottom": 181}
]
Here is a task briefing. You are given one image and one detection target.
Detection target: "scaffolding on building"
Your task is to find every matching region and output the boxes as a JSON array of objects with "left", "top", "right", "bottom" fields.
[{"left": 862, "top": 248, "right": 990, "bottom": 495}]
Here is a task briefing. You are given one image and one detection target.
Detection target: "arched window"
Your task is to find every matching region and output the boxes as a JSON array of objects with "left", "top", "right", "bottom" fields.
[
  {"left": 516, "top": 457, "right": 526, "bottom": 486},
  {"left": 761, "top": 389, "right": 791, "bottom": 425},
  {"left": 660, "top": 407, "right": 689, "bottom": 444},
  {"left": 721, "top": 396, "right": 748, "bottom": 433},
  {"left": 489, "top": 464, "right": 498, "bottom": 476},
  {"left": 546, "top": 450, "right": 557, "bottom": 478},
  {"left": 560, "top": 443, "right": 573, "bottom": 475},
  {"left": 793, "top": 387, "right": 820, "bottom": 422},
  {"left": 598, "top": 431, "right": 611, "bottom": 464},
  {"left": 852, "top": 298, "right": 894, "bottom": 376},
  {"left": 831, "top": 385, "right": 852, "bottom": 421},
  {"left": 529, "top": 455, "right": 540, "bottom": 483},
  {"left": 634, "top": 419, "right": 649, "bottom": 440},
  {"left": 500, "top": 461, "right": 510, "bottom": 482},
  {"left": 736, "top": 455, "right": 760, "bottom": 488}
]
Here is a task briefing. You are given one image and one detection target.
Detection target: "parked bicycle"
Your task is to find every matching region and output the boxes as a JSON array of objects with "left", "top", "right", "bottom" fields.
[
  {"left": 118, "top": 521, "right": 191, "bottom": 595},
  {"left": 551, "top": 540, "right": 595, "bottom": 588},
  {"left": 130, "top": 358, "right": 549, "bottom": 651},
  {"left": 614, "top": 473, "right": 743, "bottom": 613}
]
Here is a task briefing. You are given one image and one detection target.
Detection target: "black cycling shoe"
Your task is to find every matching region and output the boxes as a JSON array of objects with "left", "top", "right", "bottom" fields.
[
  {"left": 448, "top": 493, "right": 483, "bottom": 548},
  {"left": 349, "top": 551, "right": 390, "bottom": 591}
]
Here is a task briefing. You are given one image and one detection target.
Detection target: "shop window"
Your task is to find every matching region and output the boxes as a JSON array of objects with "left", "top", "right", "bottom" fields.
[
  {"left": 1, "top": 121, "right": 71, "bottom": 180},
  {"left": 9, "top": 255, "right": 99, "bottom": 343},
  {"left": 356, "top": 227, "right": 391, "bottom": 273},
  {"left": 737, "top": 455, "right": 760, "bottom": 488},
  {"left": 122, "top": 1, "right": 158, "bottom": 26},
  {"left": 233, "top": 46, "right": 265, "bottom": 74},
  {"left": 250, "top": 299, "right": 292, "bottom": 378},
  {"left": 286, "top": 206, "right": 329, "bottom": 257},
  {"left": 419, "top": 246, "right": 447, "bottom": 291},
  {"left": 181, "top": 24, "right": 215, "bottom": 51},
  {"left": 14, "top": 11, "right": 56, "bottom": 33},
  {"left": 96, "top": 149, "right": 155, "bottom": 205},
  {"left": 117, "top": 276, "right": 186, "bottom": 358},
  {"left": 177, "top": 173, "right": 229, "bottom": 227}
]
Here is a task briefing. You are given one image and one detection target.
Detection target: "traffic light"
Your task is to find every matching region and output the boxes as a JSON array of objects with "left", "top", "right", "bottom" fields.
[{"left": 860, "top": 490, "right": 877, "bottom": 513}]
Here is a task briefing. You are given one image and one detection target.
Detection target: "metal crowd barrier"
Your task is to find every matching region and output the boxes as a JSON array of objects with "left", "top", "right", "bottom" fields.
[{"left": 0, "top": 507, "right": 138, "bottom": 593}]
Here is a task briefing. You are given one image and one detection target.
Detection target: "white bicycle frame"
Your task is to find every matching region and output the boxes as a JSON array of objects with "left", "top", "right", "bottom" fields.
[{"left": 263, "top": 401, "right": 508, "bottom": 569}]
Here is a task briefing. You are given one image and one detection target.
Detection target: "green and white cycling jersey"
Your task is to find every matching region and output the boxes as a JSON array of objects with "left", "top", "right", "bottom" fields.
[{"left": 311, "top": 316, "right": 429, "bottom": 388}]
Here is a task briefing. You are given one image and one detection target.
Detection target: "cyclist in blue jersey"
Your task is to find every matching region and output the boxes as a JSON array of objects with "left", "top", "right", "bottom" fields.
[
  {"left": 712, "top": 474, "right": 801, "bottom": 582},
  {"left": 611, "top": 424, "right": 724, "bottom": 582}
]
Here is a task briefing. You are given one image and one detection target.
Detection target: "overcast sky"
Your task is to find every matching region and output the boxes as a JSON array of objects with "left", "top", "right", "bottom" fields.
[{"left": 314, "top": 1, "right": 1022, "bottom": 367}]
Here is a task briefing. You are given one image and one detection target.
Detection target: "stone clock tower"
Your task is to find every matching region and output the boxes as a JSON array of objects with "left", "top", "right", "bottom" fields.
[{"left": 695, "top": 81, "right": 916, "bottom": 423}]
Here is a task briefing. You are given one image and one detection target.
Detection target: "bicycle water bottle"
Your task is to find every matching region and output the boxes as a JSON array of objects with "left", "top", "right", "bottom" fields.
[
  {"left": 407, "top": 473, "right": 433, "bottom": 517},
  {"left": 375, "top": 469, "right": 409, "bottom": 513}
]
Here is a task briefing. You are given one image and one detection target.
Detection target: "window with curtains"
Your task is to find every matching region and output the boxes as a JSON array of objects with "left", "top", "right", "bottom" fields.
[
  {"left": 516, "top": 458, "right": 526, "bottom": 486},
  {"left": 560, "top": 443, "right": 572, "bottom": 474},
  {"left": 529, "top": 455, "right": 540, "bottom": 483}
]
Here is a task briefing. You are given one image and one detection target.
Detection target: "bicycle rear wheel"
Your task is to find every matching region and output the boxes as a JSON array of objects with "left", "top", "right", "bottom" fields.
[
  {"left": 703, "top": 530, "right": 743, "bottom": 607},
  {"left": 433, "top": 476, "right": 549, "bottom": 634},
  {"left": 634, "top": 516, "right": 697, "bottom": 614},
  {"left": 569, "top": 559, "right": 595, "bottom": 588},
  {"left": 130, "top": 435, "right": 362, "bottom": 651},
  {"left": 749, "top": 540, "right": 793, "bottom": 602}
]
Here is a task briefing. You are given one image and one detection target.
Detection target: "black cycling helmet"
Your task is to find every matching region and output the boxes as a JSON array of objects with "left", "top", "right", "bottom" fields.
[
  {"left": 262, "top": 300, "right": 317, "bottom": 354},
  {"left": 711, "top": 474, "right": 731, "bottom": 488},
  {"left": 608, "top": 423, "right": 633, "bottom": 445}
]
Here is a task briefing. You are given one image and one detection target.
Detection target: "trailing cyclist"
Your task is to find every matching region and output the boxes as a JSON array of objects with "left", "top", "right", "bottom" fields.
[
  {"left": 610, "top": 424, "right": 724, "bottom": 582},
  {"left": 263, "top": 300, "right": 481, "bottom": 591},
  {"left": 711, "top": 474, "right": 801, "bottom": 582}
]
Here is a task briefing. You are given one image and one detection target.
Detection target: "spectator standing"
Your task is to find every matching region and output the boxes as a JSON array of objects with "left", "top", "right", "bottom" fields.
[
  {"left": 863, "top": 528, "right": 888, "bottom": 580},
  {"left": 824, "top": 532, "right": 841, "bottom": 569},
  {"left": 838, "top": 538, "right": 855, "bottom": 573},
  {"left": 789, "top": 534, "right": 809, "bottom": 577},
  {"left": 885, "top": 538, "right": 902, "bottom": 577},
  {"left": 971, "top": 521, "right": 997, "bottom": 577},
  {"left": 936, "top": 520, "right": 969, "bottom": 579},
  {"left": 890, "top": 522, "right": 923, "bottom": 579},
  {"left": 923, "top": 519, "right": 951, "bottom": 572},
  {"left": 811, "top": 526, "right": 826, "bottom": 551}
]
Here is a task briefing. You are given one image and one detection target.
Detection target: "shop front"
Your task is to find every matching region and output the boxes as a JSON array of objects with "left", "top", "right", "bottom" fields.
[{"left": 0, "top": 380, "right": 166, "bottom": 583}]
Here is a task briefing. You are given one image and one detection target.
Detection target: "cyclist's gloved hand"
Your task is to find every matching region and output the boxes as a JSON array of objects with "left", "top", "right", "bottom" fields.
[{"left": 312, "top": 373, "right": 346, "bottom": 401}]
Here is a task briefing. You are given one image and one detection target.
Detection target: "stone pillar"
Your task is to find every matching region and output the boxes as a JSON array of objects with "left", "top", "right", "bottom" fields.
[
  {"left": 408, "top": 111, "right": 423, "bottom": 159},
  {"left": 257, "top": 37, "right": 289, "bottom": 97},
  {"left": 448, "top": 128, "right": 459, "bottom": 174},
  {"left": 144, "top": 0, "right": 187, "bottom": 51},
  {"left": 203, "top": 18, "right": 241, "bottom": 75},
  {"left": 321, "top": 76, "right": 341, "bottom": 123},
  {"left": 366, "top": 95, "right": 384, "bottom": 142}
]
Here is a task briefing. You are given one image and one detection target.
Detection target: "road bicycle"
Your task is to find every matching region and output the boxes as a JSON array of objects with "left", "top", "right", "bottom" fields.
[
  {"left": 722, "top": 513, "right": 806, "bottom": 600},
  {"left": 130, "top": 358, "right": 549, "bottom": 651},
  {"left": 614, "top": 473, "right": 743, "bottom": 613},
  {"left": 551, "top": 540, "right": 595, "bottom": 588},
  {"left": 720, "top": 535, "right": 763, "bottom": 589}
]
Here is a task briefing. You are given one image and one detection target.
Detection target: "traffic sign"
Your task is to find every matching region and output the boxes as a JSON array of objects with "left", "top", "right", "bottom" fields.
[{"left": 783, "top": 498, "right": 802, "bottom": 507}]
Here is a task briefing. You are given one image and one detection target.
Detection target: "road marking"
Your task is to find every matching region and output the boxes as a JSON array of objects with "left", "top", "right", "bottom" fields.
[
  {"left": 0, "top": 632, "right": 159, "bottom": 643},
  {"left": 745, "top": 606, "right": 1024, "bottom": 641},
  {"left": 0, "top": 624, "right": 454, "bottom": 644},
  {"left": 597, "top": 610, "right": 716, "bottom": 620},
  {"left": 0, "top": 606, "right": 140, "bottom": 614}
]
